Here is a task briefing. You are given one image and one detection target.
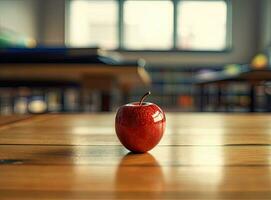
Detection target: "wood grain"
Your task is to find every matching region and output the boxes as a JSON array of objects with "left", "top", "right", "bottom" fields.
[
  {"left": 1, "top": 113, "right": 271, "bottom": 199},
  {"left": 0, "top": 115, "right": 32, "bottom": 127}
]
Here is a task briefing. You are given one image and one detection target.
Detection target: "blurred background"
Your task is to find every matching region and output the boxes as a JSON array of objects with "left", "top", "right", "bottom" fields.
[{"left": 0, "top": 0, "right": 271, "bottom": 114}]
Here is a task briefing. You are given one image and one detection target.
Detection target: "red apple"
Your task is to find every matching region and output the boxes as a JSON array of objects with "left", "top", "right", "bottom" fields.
[{"left": 115, "top": 92, "right": 166, "bottom": 153}]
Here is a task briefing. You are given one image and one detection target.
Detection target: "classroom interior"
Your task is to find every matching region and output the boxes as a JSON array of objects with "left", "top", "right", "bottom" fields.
[
  {"left": 0, "top": 0, "right": 270, "bottom": 113},
  {"left": 0, "top": 0, "right": 271, "bottom": 199}
]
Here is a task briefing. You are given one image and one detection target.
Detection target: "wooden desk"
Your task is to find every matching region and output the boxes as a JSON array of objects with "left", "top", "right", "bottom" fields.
[
  {"left": 0, "top": 48, "right": 151, "bottom": 89},
  {"left": 196, "top": 69, "right": 271, "bottom": 112},
  {"left": 0, "top": 63, "right": 150, "bottom": 88},
  {"left": 0, "top": 113, "right": 271, "bottom": 199},
  {"left": 0, "top": 63, "right": 151, "bottom": 111}
]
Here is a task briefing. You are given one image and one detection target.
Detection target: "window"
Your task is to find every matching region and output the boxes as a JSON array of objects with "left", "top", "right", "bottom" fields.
[
  {"left": 123, "top": 0, "right": 173, "bottom": 50},
  {"left": 68, "top": 0, "right": 230, "bottom": 51},
  {"left": 177, "top": 1, "right": 227, "bottom": 50},
  {"left": 69, "top": 0, "right": 118, "bottom": 49}
]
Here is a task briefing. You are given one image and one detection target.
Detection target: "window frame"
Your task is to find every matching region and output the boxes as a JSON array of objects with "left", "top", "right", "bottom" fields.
[{"left": 66, "top": 0, "right": 232, "bottom": 53}]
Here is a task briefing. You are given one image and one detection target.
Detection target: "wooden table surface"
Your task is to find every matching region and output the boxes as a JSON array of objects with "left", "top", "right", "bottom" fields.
[{"left": 0, "top": 113, "right": 271, "bottom": 199}]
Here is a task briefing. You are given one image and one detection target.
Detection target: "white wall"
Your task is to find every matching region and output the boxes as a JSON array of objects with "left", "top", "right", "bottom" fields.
[
  {"left": 38, "top": 0, "right": 65, "bottom": 46},
  {"left": 0, "top": 0, "right": 39, "bottom": 39},
  {"left": 259, "top": 0, "right": 271, "bottom": 51},
  {"left": 0, "top": 0, "right": 65, "bottom": 45}
]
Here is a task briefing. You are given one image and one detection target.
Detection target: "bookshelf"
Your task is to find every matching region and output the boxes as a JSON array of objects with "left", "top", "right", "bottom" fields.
[
  {"left": 0, "top": 85, "right": 125, "bottom": 114},
  {"left": 128, "top": 65, "right": 221, "bottom": 112}
]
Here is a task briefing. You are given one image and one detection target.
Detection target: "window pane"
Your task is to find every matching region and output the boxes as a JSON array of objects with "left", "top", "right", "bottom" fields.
[
  {"left": 177, "top": 1, "right": 227, "bottom": 50},
  {"left": 69, "top": 0, "right": 117, "bottom": 49},
  {"left": 124, "top": 0, "right": 173, "bottom": 50}
]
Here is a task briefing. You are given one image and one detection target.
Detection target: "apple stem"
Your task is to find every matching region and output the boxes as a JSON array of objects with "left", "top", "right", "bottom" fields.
[{"left": 139, "top": 91, "right": 151, "bottom": 105}]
